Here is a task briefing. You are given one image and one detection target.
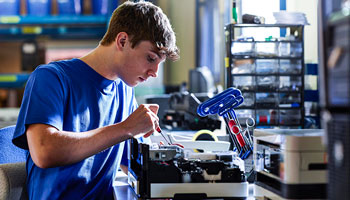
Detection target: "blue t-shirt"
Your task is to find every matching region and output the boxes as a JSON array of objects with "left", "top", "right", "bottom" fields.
[{"left": 13, "top": 58, "right": 136, "bottom": 200}]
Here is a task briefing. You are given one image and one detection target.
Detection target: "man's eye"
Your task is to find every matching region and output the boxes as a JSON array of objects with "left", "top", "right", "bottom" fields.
[{"left": 147, "top": 56, "right": 156, "bottom": 63}]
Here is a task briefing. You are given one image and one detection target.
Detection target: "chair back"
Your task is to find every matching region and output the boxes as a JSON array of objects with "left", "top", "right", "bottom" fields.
[{"left": 0, "top": 125, "right": 26, "bottom": 164}]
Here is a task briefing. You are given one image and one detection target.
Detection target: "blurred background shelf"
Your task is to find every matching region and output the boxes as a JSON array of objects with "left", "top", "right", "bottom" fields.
[
  {"left": 0, "top": 73, "right": 30, "bottom": 88},
  {"left": 0, "top": 15, "right": 108, "bottom": 40}
]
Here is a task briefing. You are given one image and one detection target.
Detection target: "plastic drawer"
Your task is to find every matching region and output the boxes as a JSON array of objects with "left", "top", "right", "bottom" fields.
[
  {"left": 241, "top": 92, "right": 255, "bottom": 107},
  {"left": 235, "top": 109, "right": 255, "bottom": 125},
  {"left": 257, "top": 76, "right": 278, "bottom": 91},
  {"left": 256, "top": 59, "right": 278, "bottom": 74},
  {"left": 279, "top": 59, "right": 302, "bottom": 74},
  {"left": 232, "top": 59, "right": 255, "bottom": 74},
  {"left": 256, "top": 109, "right": 278, "bottom": 125},
  {"left": 279, "top": 76, "right": 302, "bottom": 91},
  {"left": 279, "top": 42, "right": 302, "bottom": 57},
  {"left": 256, "top": 93, "right": 278, "bottom": 108},
  {"left": 232, "top": 76, "right": 255, "bottom": 91},
  {"left": 255, "top": 42, "right": 278, "bottom": 57},
  {"left": 279, "top": 109, "right": 301, "bottom": 125},
  {"left": 279, "top": 93, "right": 301, "bottom": 108},
  {"left": 231, "top": 42, "right": 255, "bottom": 56}
]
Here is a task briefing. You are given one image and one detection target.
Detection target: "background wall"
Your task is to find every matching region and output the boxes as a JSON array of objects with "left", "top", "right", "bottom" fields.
[
  {"left": 287, "top": 0, "right": 319, "bottom": 63},
  {"left": 157, "top": 0, "right": 196, "bottom": 86}
]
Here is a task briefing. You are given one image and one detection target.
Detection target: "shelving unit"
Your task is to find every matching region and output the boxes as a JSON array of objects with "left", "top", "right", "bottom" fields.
[{"left": 224, "top": 23, "right": 305, "bottom": 128}]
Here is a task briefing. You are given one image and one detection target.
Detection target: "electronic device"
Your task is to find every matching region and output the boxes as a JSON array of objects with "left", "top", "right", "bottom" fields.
[
  {"left": 127, "top": 138, "right": 249, "bottom": 199},
  {"left": 253, "top": 129, "right": 327, "bottom": 199}
]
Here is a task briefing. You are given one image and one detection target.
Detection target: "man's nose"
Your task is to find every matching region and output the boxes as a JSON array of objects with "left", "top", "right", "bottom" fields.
[
  {"left": 147, "top": 65, "right": 159, "bottom": 78},
  {"left": 147, "top": 70, "right": 158, "bottom": 78}
]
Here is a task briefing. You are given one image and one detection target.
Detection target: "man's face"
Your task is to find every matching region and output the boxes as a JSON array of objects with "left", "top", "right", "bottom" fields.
[{"left": 117, "top": 40, "right": 166, "bottom": 87}]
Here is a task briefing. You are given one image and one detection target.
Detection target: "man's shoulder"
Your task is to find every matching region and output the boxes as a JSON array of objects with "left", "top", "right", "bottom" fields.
[{"left": 33, "top": 59, "right": 79, "bottom": 77}]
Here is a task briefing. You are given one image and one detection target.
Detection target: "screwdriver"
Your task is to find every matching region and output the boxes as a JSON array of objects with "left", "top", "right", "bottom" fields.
[{"left": 156, "top": 126, "right": 171, "bottom": 145}]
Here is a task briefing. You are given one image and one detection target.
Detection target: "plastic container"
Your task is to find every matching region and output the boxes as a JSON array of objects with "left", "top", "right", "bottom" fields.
[
  {"left": 232, "top": 59, "right": 255, "bottom": 74},
  {"left": 279, "top": 59, "right": 302, "bottom": 74},
  {"left": 92, "top": 0, "right": 118, "bottom": 15},
  {"left": 256, "top": 76, "right": 277, "bottom": 91},
  {"left": 57, "top": 0, "right": 82, "bottom": 15},
  {"left": 241, "top": 92, "right": 254, "bottom": 107},
  {"left": 279, "top": 42, "right": 302, "bottom": 57},
  {"left": 279, "top": 109, "right": 301, "bottom": 125},
  {"left": 279, "top": 93, "right": 301, "bottom": 108},
  {"left": 279, "top": 76, "right": 302, "bottom": 91},
  {"left": 256, "top": 109, "right": 278, "bottom": 125},
  {"left": 256, "top": 59, "right": 278, "bottom": 74},
  {"left": 256, "top": 93, "right": 278, "bottom": 108},
  {"left": 231, "top": 41, "right": 255, "bottom": 56},
  {"left": 26, "top": 0, "right": 51, "bottom": 16},
  {"left": 233, "top": 76, "right": 255, "bottom": 91},
  {"left": 0, "top": 0, "right": 20, "bottom": 15},
  {"left": 255, "top": 42, "right": 278, "bottom": 57}
]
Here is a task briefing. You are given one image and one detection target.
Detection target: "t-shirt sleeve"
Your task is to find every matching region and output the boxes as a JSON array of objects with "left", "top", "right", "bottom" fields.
[
  {"left": 120, "top": 93, "right": 138, "bottom": 167},
  {"left": 13, "top": 65, "right": 66, "bottom": 149}
]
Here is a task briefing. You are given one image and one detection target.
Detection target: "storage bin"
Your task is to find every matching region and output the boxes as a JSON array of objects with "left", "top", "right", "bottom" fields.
[
  {"left": 92, "top": 0, "right": 118, "bottom": 15},
  {"left": 279, "top": 93, "right": 301, "bottom": 108},
  {"left": 26, "top": 0, "right": 51, "bottom": 16},
  {"left": 231, "top": 41, "right": 255, "bottom": 56},
  {"left": 256, "top": 76, "right": 277, "bottom": 91},
  {"left": 279, "top": 59, "right": 302, "bottom": 74},
  {"left": 279, "top": 76, "right": 302, "bottom": 91},
  {"left": 256, "top": 59, "right": 278, "bottom": 74},
  {"left": 256, "top": 93, "right": 278, "bottom": 108},
  {"left": 57, "top": 0, "right": 82, "bottom": 15},
  {"left": 233, "top": 76, "right": 255, "bottom": 91},
  {"left": 255, "top": 42, "right": 278, "bottom": 57},
  {"left": 241, "top": 92, "right": 254, "bottom": 107},
  {"left": 256, "top": 109, "right": 278, "bottom": 125},
  {"left": 0, "top": 0, "right": 20, "bottom": 15},
  {"left": 279, "top": 109, "right": 301, "bottom": 125},
  {"left": 235, "top": 109, "right": 255, "bottom": 125},
  {"left": 232, "top": 59, "right": 255, "bottom": 74}
]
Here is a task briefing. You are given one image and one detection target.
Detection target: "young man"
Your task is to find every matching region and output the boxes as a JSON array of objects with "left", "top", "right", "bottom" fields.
[{"left": 12, "top": 1, "right": 179, "bottom": 199}]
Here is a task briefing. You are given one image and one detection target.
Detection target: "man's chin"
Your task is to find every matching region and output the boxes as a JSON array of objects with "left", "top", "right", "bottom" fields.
[{"left": 126, "top": 81, "right": 138, "bottom": 87}]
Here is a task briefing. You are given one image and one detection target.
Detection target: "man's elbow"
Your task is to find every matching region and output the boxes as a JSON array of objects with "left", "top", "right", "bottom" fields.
[{"left": 29, "top": 148, "right": 59, "bottom": 169}]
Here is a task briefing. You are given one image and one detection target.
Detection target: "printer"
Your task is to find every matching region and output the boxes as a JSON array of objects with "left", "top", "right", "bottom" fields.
[
  {"left": 127, "top": 138, "right": 249, "bottom": 199},
  {"left": 253, "top": 129, "right": 327, "bottom": 199}
]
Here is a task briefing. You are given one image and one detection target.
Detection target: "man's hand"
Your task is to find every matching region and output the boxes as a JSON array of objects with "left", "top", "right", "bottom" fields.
[{"left": 121, "top": 104, "right": 160, "bottom": 138}]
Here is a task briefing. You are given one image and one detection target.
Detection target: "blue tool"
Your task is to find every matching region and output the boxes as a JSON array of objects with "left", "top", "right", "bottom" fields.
[{"left": 197, "top": 87, "right": 254, "bottom": 159}]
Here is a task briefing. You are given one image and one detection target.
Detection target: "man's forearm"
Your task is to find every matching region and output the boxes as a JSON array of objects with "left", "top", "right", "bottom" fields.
[{"left": 27, "top": 123, "right": 132, "bottom": 168}]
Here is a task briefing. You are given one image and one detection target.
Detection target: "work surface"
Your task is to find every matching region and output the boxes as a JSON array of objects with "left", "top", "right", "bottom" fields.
[{"left": 112, "top": 172, "right": 255, "bottom": 200}]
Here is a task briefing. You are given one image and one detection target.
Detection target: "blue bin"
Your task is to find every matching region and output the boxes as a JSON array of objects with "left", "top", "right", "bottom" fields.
[
  {"left": 92, "top": 0, "right": 118, "bottom": 15},
  {"left": 57, "top": 0, "right": 83, "bottom": 15},
  {"left": 0, "top": 0, "right": 20, "bottom": 15},
  {"left": 26, "top": 0, "right": 51, "bottom": 16}
]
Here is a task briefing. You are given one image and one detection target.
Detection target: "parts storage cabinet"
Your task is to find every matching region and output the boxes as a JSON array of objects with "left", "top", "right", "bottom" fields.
[{"left": 224, "top": 24, "right": 305, "bottom": 128}]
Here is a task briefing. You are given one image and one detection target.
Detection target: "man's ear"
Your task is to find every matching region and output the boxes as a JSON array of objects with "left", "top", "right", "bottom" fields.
[{"left": 115, "top": 32, "right": 128, "bottom": 50}]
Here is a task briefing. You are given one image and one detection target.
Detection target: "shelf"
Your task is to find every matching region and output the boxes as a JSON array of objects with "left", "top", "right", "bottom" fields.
[
  {"left": 0, "top": 15, "right": 108, "bottom": 25},
  {"left": 230, "top": 73, "right": 303, "bottom": 76},
  {"left": 231, "top": 55, "right": 303, "bottom": 60},
  {"left": 236, "top": 89, "right": 302, "bottom": 93},
  {"left": 0, "top": 15, "right": 109, "bottom": 40},
  {"left": 227, "top": 23, "right": 305, "bottom": 28},
  {"left": 0, "top": 73, "right": 30, "bottom": 88}
]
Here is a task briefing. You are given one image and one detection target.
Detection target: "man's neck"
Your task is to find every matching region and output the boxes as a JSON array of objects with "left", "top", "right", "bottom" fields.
[{"left": 80, "top": 45, "right": 119, "bottom": 80}]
